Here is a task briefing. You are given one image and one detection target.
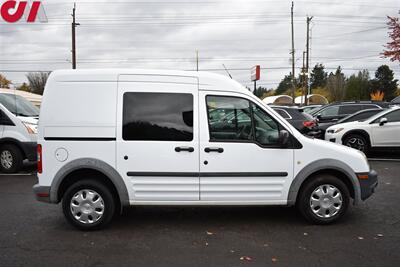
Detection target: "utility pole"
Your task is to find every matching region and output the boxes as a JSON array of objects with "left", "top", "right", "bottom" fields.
[
  {"left": 305, "top": 16, "right": 313, "bottom": 105},
  {"left": 290, "top": 1, "right": 295, "bottom": 103},
  {"left": 71, "top": 3, "right": 80, "bottom": 69},
  {"left": 196, "top": 50, "right": 199, "bottom": 71}
]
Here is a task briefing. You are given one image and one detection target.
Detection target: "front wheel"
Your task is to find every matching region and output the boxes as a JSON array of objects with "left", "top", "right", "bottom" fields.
[
  {"left": 297, "top": 175, "right": 350, "bottom": 224},
  {"left": 0, "top": 144, "right": 23, "bottom": 173},
  {"left": 343, "top": 134, "right": 369, "bottom": 154},
  {"left": 62, "top": 179, "right": 115, "bottom": 230}
]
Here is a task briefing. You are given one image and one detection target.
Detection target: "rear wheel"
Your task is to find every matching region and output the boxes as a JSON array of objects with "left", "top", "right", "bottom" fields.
[
  {"left": 62, "top": 179, "right": 115, "bottom": 230},
  {"left": 0, "top": 144, "right": 23, "bottom": 173},
  {"left": 297, "top": 175, "right": 350, "bottom": 224},
  {"left": 343, "top": 134, "right": 369, "bottom": 154}
]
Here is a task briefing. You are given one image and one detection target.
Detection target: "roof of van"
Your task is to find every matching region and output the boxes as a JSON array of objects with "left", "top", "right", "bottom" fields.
[{"left": 47, "top": 69, "right": 250, "bottom": 94}]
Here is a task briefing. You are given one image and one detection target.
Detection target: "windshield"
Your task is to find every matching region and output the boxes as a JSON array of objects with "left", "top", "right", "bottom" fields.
[{"left": 0, "top": 94, "right": 39, "bottom": 117}]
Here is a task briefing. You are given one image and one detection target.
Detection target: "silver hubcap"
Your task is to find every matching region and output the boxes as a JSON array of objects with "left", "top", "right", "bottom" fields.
[
  {"left": 1, "top": 150, "right": 13, "bottom": 169},
  {"left": 346, "top": 137, "right": 365, "bottom": 151},
  {"left": 310, "top": 184, "right": 343, "bottom": 218},
  {"left": 70, "top": 189, "right": 105, "bottom": 224}
]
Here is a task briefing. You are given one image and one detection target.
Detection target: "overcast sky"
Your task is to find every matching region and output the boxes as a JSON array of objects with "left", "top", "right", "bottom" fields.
[{"left": 1, "top": 0, "right": 399, "bottom": 89}]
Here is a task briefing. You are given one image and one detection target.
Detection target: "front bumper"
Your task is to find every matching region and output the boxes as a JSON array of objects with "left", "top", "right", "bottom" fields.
[
  {"left": 33, "top": 184, "right": 51, "bottom": 203},
  {"left": 358, "top": 170, "right": 378, "bottom": 201},
  {"left": 21, "top": 142, "right": 37, "bottom": 162}
]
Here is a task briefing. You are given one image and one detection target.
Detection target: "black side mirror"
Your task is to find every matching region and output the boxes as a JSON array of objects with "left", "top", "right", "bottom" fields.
[
  {"left": 279, "top": 130, "right": 290, "bottom": 147},
  {"left": 379, "top": 117, "right": 388, "bottom": 126}
]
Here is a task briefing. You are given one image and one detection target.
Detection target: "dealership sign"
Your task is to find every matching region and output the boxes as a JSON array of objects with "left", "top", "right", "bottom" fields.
[
  {"left": 1, "top": 0, "right": 47, "bottom": 23},
  {"left": 251, "top": 65, "right": 260, "bottom": 81}
]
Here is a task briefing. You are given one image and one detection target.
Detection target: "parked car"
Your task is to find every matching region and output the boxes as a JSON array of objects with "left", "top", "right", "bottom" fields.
[
  {"left": 272, "top": 106, "right": 320, "bottom": 136},
  {"left": 317, "top": 109, "right": 383, "bottom": 139},
  {"left": 34, "top": 69, "right": 377, "bottom": 229},
  {"left": 310, "top": 101, "right": 388, "bottom": 123},
  {"left": 325, "top": 106, "right": 400, "bottom": 153},
  {"left": 391, "top": 96, "right": 400, "bottom": 105},
  {"left": 299, "top": 105, "right": 323, "bottom": 114},
  {"left": 0, "top": 93, "right": 38, "bottom": 173}
]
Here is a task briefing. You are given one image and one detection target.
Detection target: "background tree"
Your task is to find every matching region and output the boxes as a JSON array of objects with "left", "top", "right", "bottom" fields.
[
  {"left": 382, "top": 16, "right": 400, "bottom": 62},
  {"left": 26, "top": 72, "right": 50, "bottom": 95},
  {"left": 327, "top": 66, "right": 346, "bottom": 101},
  {"left": 253, "top": 86, "right": 269, "bottom": 98},
  {"left": 17, "top": 82, "right": 30, "bottom": 92},
  {"left": 0, "top": 74, "right": 12, "bottom": 88},
  {"left": 310, "top": 63, "right": 327, "bottom": 89},
  {"left": 369, "top": 65, "right": 398, "bottom": 101},
  {"left": 345, "top": 70, "right": 370, "bottom": 100},
  {"left": 275, "top": 74, "right": 294, "bottom": 95}
]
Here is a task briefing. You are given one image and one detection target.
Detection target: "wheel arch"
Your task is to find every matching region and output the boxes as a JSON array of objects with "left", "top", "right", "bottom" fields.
[
  {"left": 287, "top": 159, "right": 361, "bottom": 206},
  {"left": 0, "top": 138, "right": 27, "bottom": 159},
  {"left": 341, "top": 129, "right": 371, "bottom": 146},
  {"left": 50, "top": 158, "right": 130, "bottom": 211}
]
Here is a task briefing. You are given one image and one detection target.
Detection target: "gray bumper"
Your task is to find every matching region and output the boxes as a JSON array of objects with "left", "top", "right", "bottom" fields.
[
  {"left": 358, "top": 170, "right": 378, "bottom": 201},
  {"left": 33, "top": 184, "right": 51, "bottom": 203}
]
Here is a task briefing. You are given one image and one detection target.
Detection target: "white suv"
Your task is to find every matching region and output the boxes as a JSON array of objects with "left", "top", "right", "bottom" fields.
[
  {"left": 325, "top": 107, "right": 400, "bottom": 153},
  {"left": 33, "top": 69, "right": 377, "bottom": 230},
  {"left": 0, "top": 93, "right": 38, "bottom": 173}
]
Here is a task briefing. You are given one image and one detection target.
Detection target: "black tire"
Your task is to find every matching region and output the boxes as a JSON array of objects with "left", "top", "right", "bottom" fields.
[
  {"left": 0, "top": 144, "right": 23, "bottom": 173},
  {"left": 62, "top": 179, "right": 115, "bottom": 230},
  {"left": 297, "top": 174, "right": 350, "bottom": 225},
  {"left": 343, "top": 134, "right": 369, "bottom": 154}
]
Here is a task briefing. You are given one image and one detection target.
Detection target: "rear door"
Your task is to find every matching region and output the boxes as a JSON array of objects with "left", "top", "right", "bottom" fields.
[
  {"left": 199, "top": 91, "right": 294, "bottom": 204},
  {"left": 371, "top": 109, "right": 400, "bottom": 147},
  {"left": 116, "top": 75, "right": 200, "bottom": 202}
]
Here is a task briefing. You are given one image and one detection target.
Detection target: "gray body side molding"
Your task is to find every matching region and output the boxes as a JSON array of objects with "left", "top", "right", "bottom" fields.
[
  {"left": 49, "top": 158, "right": 130, "bottom": 207},
  {"left": 287, "top": 159, "right": 361, "bottom": 206}
]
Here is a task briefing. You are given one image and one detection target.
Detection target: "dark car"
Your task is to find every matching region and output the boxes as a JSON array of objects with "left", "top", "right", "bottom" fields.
[
  {"left": 316, "top": 108, "right": 383, "bottom": 139},
  {"left": 272, "top": 106, "right": 319, "bottom": 136},
  {"left": 310, "top": 101, "right": 389, "bottom": 123}
]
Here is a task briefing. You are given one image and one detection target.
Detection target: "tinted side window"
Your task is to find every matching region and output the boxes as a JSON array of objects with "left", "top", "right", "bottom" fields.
[
  {"left": 339, "top": 105, "right": 361, "bottom": 115},
  {"left": 384, "top": 110, "right": 400, "bottom": 123},
  {"left": 207, "top": 96, "right": 252, "bottom": 141},
  {"left": 347, "top": 110, "right": 380, "bottom": 122},
  {"left": 123, "top": 93, "right": 193, "bottom": 141},
  {"left": 274, "top": 109, "right": 291, "bottom": 119},
  {"left": 320, "top": 106, "right": 339, "bottom": 117}
]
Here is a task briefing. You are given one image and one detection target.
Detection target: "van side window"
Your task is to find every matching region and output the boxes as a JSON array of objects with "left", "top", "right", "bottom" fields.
[
  {"left": 207, "top": 96, "right": 253, "bottom": 141},
  {"left": 123, "top": 92, "right": 193, "bottom": 141},
  {"left": 206, "top": 96, "right": 280, "bottom": 146}
]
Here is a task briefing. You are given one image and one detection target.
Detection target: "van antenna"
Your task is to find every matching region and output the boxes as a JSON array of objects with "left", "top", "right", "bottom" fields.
[{"left": 222, "top": 64, "right": 233, "bottom": 79}]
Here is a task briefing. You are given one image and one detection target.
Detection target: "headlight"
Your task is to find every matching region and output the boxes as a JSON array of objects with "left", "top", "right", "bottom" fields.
[
  {"left": 22, "top": 122, "right": 37, "bottom": 134},
  {"left": 328, "top": 128, "right": 344, "bottom": 134}
]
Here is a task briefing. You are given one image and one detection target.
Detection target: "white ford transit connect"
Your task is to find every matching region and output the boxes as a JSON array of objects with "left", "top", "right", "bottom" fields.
[{"left": 33, "top": 69, "right": 377, "bottom": 230}]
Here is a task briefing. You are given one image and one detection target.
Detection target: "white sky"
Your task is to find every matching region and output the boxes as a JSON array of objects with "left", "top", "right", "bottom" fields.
[{"left": 1, "top": 0, "right": 399, "bottom": 89}]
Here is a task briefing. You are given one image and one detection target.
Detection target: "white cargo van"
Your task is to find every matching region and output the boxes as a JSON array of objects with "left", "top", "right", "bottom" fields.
[
  {"left": 33, "top": 69, "right": 377, "bottom": 230},
  {"left": 0, "top": 93, "right": 38, "bottom": 173}
]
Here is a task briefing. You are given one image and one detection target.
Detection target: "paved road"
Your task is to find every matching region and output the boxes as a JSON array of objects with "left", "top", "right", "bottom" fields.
[{"left": 0, "top": 161, "right": 399, "bottom": 267}]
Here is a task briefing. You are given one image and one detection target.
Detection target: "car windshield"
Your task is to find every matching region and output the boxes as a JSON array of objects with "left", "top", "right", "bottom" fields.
[
  {"left": 365, "top": 109, "right": 393, "bottom": 122},
  {"left": 339, "top": 109, "right": 382, "bottom": 123},
  {"left": 0, "top": 94, "right": 39, "bottom": 117}
]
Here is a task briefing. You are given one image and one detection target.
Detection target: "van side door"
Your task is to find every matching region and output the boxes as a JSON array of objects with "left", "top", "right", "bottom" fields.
[
  {"left": 199, "top": 91, "right": 294, "bottom": 204},
  {"left": 116, "top": 75, "right": 200, "bottom": 202}
]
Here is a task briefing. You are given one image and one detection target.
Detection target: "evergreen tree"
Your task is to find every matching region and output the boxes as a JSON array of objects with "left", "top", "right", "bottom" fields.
[
  {"left": 327, "top": 66, "right": 346, "bottom": 101},
  {"left": 310, "top": 63, "right": 327, "bottom": 89},
  {"left": 369, "top": 65, "right": 398, "bottom": 101},
  {"left": 345, "top": 70, "right": 370, "bottom": 100},
  {"left": 275, "top": 74, "right": 294, "bottom": 95}
]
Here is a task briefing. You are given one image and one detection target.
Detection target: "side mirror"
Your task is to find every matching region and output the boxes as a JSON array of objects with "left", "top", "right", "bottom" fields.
[
  {"left": 278, "top": 130, "right": 290, "bottom": 147},
  {"left": 379, "top": 117, "right": 387, "bottom": 126}
]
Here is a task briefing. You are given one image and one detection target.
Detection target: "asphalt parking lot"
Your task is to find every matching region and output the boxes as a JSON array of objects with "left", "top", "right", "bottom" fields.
[{"left": 0, "top": 160, "right": 399, "bottom": 267}]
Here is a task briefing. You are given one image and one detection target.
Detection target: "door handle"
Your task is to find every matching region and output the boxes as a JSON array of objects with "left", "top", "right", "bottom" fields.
[
  {"left": 204, "top": 147, "right": 224, "bottom": 153},
  {"left": 175, "top": 146, "right": 194, "bottom": 152}
]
